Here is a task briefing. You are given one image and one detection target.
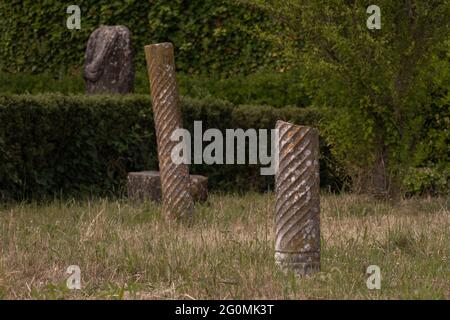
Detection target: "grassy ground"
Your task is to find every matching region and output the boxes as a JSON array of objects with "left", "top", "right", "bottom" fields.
[{"left": 0, "top": 193, "right": 448, "bottom": 300}]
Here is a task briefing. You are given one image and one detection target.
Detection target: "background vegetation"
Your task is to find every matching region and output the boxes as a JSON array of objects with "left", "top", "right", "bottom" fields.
[
  {"left": 0, "top": 0, "right": 289, "bottom": 75},
  {"left": 0, "top": 0, "right": 448, "bottom": 198},
  {"left": 247, "top": 0, "right": 450, "bottom": 197}
]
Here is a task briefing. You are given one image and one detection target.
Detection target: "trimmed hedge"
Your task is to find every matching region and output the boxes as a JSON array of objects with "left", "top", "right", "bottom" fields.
[
  {"left": 0, "top": 68, "right": 311, "bottom": 108},
  {"left": 0, "top": 94, "right": 340, "bottom": 200}
]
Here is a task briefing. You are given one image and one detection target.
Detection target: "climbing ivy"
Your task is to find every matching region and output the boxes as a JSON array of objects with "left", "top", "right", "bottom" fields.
[{"left": 0, "top": 0, "right": 289, "bottom": 76}]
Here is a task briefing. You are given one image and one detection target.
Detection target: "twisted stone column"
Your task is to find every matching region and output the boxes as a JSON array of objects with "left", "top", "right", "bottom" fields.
[
  {"left": 274, "top": 120, "right": 320, "bottom": 276},
  {"left": 145, "top": 43, "right": 193, "bottom": 220}
]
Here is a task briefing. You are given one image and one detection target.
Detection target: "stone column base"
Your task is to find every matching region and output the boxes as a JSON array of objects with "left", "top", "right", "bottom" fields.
[
  {"left": 275, "top": 252, "right": 320, "bottom": 276},
  {"left": 127, "top": 171, "right": 208, "bottom": 204}
]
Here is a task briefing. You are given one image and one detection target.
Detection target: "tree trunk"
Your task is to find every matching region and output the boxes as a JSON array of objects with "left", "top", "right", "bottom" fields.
[{"left": 371, "top": 146, "right": 390, "bottom": 199}]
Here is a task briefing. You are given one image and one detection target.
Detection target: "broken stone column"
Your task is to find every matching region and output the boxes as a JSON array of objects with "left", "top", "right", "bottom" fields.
[
  {"left": 274, "top": 120, "right": 321, "bottom": 276},
  {"left": 127, "top": 171, "right": 208, "bottom": 204},
  {"left": 84, "top": 25, "right": 134, "bottom": 94},
  {"left": 144, "top": 42, "right": 194, "bottom": 220}
]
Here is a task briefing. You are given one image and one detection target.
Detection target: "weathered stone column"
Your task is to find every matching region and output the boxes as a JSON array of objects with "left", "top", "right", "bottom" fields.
[
  {"left": 144, "top": 43, "right": 193, "bottom": 220},
  {"left": 274, "top": 120, "right": 320, "bottom": 276}
]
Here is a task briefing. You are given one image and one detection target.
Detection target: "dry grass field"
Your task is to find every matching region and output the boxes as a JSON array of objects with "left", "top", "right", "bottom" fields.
[{"left": 0, "top": 193, "right": 448, "bottom": 299}]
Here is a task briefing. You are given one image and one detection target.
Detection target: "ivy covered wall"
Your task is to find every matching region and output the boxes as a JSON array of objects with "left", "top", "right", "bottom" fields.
[{"left": 0, "top": 0, "right": 288, "bottom": 76}]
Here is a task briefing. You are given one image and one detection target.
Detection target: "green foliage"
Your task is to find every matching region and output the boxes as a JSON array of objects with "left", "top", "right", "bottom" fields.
[
  {"left": 147, "top": 0, "right": 291, "bottom": 75},
  {"left": 177, "top": 68, "right": 310, "bottom": 107},
  {"left": 0, "top": 0, "right": 287, "bottom": 76},
  {"left": 249, "top": 0, "right": 450, "bottom": 194},
  {"left": 0, "top": 69, "right": 310, "bottom": 108},
  {"left": 403, "top": 50, "right": 450, "bottom": 197},
  {"left": 403, "top": 168, "right": 449, "bottom": 196},
  {"left": 412, "top": 49, "right": 450, "bottom": 171},
  {"left": 0, "top": 94, "right": 338, "bottom": 201},
  {"left": 0, "top": 0, "right": 150, "bottom": 75},
  {"left": 0, "top": 72, "right": 85, "bottom": 95}
]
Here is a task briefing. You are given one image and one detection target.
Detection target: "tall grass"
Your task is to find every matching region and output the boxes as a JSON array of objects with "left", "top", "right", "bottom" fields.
[{"left": 0, "top": 193, "right": 448, "bottom": 299}]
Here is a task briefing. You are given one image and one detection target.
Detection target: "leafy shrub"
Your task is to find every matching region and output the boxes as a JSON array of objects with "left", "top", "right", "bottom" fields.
[
  {"left": 0, "top": 94, "right": 340, "bottom": 201},
  {"left": 403, "top": 168, "right": 449, "bottom": 196},
  {"left": 248, "top": 0, "right": 450, "bottom": 196}
]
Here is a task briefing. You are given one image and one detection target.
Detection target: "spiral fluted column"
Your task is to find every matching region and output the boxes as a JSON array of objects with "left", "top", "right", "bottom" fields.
[
  {"left": 145, "top": 42, "right": 193, "bottom": 220},
  {"left": 274, "top": 120, "right": 320, "bottom": 276}
]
